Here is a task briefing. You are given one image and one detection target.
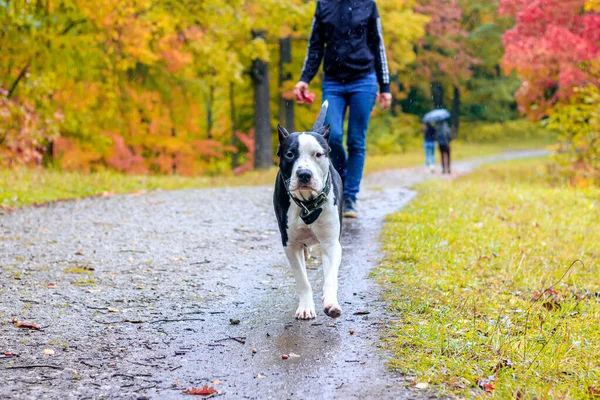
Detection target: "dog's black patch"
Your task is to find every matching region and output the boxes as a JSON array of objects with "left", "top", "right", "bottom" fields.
[{"left": 273, "top": 171, "right": 291, "bottom": 246}]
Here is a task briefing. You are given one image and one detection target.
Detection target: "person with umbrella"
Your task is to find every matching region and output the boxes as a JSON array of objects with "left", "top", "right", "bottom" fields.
[
  {"left": 422, "top": 109, "right": 453, "bottom": 174},
  {"left": 423, "top": 122, "right": 436, "bottom": 173}
]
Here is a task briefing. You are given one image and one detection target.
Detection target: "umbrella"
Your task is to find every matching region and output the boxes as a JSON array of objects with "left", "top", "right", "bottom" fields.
[{"left": 422, "top": 108, "right": 451, "bottom": 123}]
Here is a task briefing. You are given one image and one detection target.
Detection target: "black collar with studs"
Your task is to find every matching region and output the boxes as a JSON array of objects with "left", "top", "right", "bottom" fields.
[{"left": 283, "top": 172, "right": 331, "bottom": 225}]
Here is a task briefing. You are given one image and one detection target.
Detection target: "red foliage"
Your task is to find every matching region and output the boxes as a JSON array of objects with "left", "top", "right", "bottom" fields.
[
  {"left": 500, "top": 0, "right": 600, "bottom": 118},
  {"left": 105, "top": 133, "right": 148, "bottom": 174},
  {"left": 0, "top": 91, "right": 61, "bottom": 167}
]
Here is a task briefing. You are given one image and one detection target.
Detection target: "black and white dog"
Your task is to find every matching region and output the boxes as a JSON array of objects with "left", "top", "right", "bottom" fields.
[{"left": 274, "top": 101, "right": 344, "bottom": 320}]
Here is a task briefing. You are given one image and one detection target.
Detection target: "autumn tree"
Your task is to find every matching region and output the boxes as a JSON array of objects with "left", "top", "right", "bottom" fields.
[
  {"left": 410, "top": 0, "right": 477, "bottom": 134},
  {"left": 499, "top": 0, "right": 600, "bottom": 119},
  {"left": 459, "top": 0, "right": 520, "bottom": 122}
]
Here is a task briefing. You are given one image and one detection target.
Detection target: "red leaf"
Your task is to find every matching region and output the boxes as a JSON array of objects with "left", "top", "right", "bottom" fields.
[
  {"left": 477, "top": 375, "right": 495, "bottom": 393},
  {"left": 12, "top": 318, "right": 40, "bottom": 330},
  {"left": 182, "top": 385, "right": 219, "bottom": 396}
]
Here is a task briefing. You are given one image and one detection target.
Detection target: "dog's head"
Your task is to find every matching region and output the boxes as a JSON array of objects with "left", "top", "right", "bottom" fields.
[{"left": 277, "top": 124, "right": 331, "bottom": 200}]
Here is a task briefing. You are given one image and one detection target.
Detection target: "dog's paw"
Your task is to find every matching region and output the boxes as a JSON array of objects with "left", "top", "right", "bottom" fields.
[
  {"left": 295, "top": 302, "right": 316, "bottom": 320},
  {"left": 323, "top": 302, "right": 342, "bottom": 319}
]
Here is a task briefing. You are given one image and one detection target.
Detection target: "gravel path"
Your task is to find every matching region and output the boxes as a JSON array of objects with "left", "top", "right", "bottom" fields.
[{"left": 0, "top": 150, "right": 548, "bottom": 399}]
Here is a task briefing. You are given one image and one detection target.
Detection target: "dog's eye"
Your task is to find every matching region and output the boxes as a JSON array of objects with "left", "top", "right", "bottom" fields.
[
  {"left": 285, "top": 151, "right": 295, "bottom": 159},
  {"left": 315, "top": 152, "right": 323, "bottom": 158}
]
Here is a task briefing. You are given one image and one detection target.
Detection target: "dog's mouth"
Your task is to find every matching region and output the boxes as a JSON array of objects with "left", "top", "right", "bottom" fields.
[{"left": 296, "top": 185, "right": 313, "bottom": 190}]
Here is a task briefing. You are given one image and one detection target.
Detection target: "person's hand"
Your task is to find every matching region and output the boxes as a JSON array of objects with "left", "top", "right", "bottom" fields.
[
  {"left": 378, "top": 92, "right": 392, "bottom": 111},
  {"left": 294, "top": 81, "right": 311, "bottom": 104}
]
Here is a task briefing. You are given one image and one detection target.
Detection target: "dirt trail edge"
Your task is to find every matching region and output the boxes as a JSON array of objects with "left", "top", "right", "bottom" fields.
[{"left": 0, "top": 150, "right": 548, "bottom": 400}]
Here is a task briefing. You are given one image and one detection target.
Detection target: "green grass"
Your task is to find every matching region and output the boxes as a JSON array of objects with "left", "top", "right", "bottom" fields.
[
  {"left": 364, "top": 138, "right": 553, "bottom": 175},
  {"left": 378, "top": 158, "right": 600, "bottom": 398},
  {"left": 0, "top": 138, "right": 553, "bottom": 208},
  {"left": 0, "top": 167, "right": 278, "bottom": 208}
]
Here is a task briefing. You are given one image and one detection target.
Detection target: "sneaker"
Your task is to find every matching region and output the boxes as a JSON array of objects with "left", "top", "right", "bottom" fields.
[
  {"left": 429, "top": 165, "right": 435, "bottom": 174},
  {"left": 343, "top": 198, "right": 358, "bottom": 218}
]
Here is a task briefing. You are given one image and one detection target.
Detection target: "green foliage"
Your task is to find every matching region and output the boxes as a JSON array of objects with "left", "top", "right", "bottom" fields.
[
  {"left": 379, "top": 158, "right": 600, "bottom": 398},
  {"left": 546, "top": 86, "right": 600, "bottom": 184},
  {"left": 367, "top": 114, "right": 422, "bottom": 155},
  {"left": 460, "top": 120, "right": 557, "bottom": 143}
]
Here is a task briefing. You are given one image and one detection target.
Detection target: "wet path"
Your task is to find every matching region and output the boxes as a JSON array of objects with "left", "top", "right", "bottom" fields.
[{"left": 0, "top": 150, "right": 547, "bottom": 399}]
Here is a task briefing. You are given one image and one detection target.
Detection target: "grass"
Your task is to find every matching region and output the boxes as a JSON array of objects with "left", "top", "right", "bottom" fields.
[
  {"left": 0, "top": 138, "right": 552, "bottom": 208},
  {"left": 378, "top": 158, "right": 600, "bottom": 398},
  {"left": 364, "top": 138, "right": 552, "bottom": 175}
]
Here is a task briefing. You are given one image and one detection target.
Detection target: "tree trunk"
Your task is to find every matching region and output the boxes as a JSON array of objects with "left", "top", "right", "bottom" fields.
[
  {"left": 430, "top": 81, "right": 445, "bottom": 109},
  {"left": 451, "top": 86, "right": 460, "bottom": 137},
  {"left": 230, "top": 82, "right": 239, "bottom": 169},
  {"left": 278, "top": 37, "right": 295, "bottom": 132},
  {"left": 7, "top": 60, "right": 31, "bottom": 99},
  {"left": 251, "top": 30, "right": 272, "bottom": 170}
]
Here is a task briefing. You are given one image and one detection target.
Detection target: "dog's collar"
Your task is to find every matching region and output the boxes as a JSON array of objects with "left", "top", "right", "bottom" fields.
[{"left": 284, "top": 172, "right": 331, "bottom": 225}]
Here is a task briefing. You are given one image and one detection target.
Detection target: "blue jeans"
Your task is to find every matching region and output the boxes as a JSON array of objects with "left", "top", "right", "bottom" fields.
[
  {"left": 424, "top": 141, "right": 436, "bottom": 166},
  {"left": 323, "top": 73, "right": 378, "bottom": 201}
]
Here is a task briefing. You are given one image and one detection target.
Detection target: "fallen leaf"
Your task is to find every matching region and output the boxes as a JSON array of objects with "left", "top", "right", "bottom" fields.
[
  {"left": 3, "top": 352, "right": 14, "bottom": 357},
  {"left": 256, "top": 374, "right": 266, "bottom": 379},
  {"left": 12, "top": 318, "right": 40, "bottom": 330},
  {"left": 477, "top": 375, "right": 495, "bottom": 393},
  {"left": 282, "top": 354, "right": 289, "bottom": 360},
  {"left": 588, "top": 386, "right": 600, "bottom": 397},
  {"left": 44, "top": 349, "right": 55, "bottom": 356},
  {"left": 108, "top": 308, "right": 120, "bottom": 313},
  {"left": 47, "top": 283, "right": 57, "bottom": 288},
  {"left": 229, "top": 319, "right": 240, "bottom": 325},
  {"left": 74, "top": 251, "right": 84, "bottom": 256},
  {"left": 212, "top": 380, "right": 222, "bottom": 385},
  {"left": 415, "top": 382, "right": 428, "bottom": 389},
  {"left": 353, "top": 310, "right": 370, "bottom": 315},
  {"left": 182, "top": 385, "right": 219, "bottom": 396}
]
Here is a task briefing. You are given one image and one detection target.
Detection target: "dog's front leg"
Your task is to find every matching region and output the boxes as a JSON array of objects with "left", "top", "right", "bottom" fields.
[
  {"left": 320, "top": 239, "right": 342, "bottom": 318},
  {"left": 284, "top": 244, "right": 316, "bottom": 319}
]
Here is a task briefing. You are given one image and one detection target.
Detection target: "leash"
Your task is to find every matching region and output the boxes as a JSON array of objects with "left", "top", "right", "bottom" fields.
[{"left": 283, "top": 172, "right": 331, "bottom": 224}]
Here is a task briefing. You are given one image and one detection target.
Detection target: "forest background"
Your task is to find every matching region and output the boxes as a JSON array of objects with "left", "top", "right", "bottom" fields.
[{"left": 1, "top": 0, "right": 598, "bottom": 181}]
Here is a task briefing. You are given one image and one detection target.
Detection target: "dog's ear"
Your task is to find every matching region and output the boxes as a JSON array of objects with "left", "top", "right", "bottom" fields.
[
  {"left": 277, "top": 125, "right": 290, "bottom": 143},
  {"left": 318, "top": 124, "right": 330, "bottom": 141}
]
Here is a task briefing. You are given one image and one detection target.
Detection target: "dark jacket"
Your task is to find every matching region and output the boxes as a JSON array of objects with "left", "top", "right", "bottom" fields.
[
  {"left": 424, "top": 124, "right": 436, "bottom": 142},
  {"left": 435, "top": 122, "right": 453, "bottom": 146},
  {"left": 299, "top": 0, "right": 390, "bottom": 93}
]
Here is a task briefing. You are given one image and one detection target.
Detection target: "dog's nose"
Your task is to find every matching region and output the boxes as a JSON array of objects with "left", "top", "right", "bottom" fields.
[{"left": 297, "top": 169, "right": 312, "bottom": 184}]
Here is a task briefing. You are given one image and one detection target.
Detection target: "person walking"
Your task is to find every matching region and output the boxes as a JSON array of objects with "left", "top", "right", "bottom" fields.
[
  {"left": 435, "top": 120, "right": 452, "bottom": 174},
  {"left": 293, "top": 0, "right": 392, "bottom": 218},
  {"left": 423, "top": 122, "right": 436, "bottom": 172}
]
